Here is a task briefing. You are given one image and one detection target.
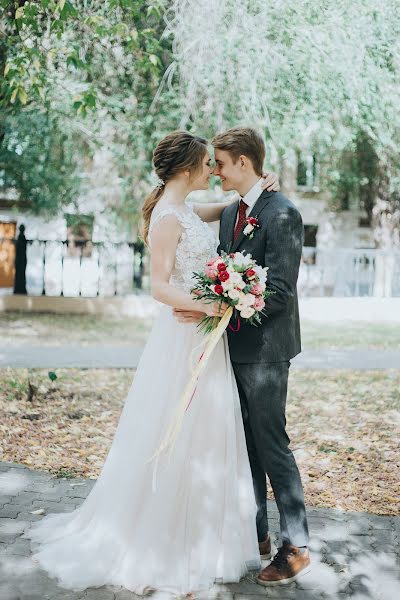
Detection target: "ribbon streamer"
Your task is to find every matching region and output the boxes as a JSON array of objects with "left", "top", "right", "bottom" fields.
[{"left": 149, "top": 306, "right": 233, "bottom": 466}]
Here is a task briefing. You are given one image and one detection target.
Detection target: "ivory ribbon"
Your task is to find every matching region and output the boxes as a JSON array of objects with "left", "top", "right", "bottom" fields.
[{"left": 149, "top": 306, "right": 233, "bottom": 468}]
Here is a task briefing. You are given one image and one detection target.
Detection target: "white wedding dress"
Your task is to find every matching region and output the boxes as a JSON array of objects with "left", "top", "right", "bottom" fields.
[{"left": 22, "top": 203, "right": 260, "bottom": 597}]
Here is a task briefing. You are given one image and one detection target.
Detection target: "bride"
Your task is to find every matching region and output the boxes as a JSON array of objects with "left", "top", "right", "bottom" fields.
[{"left": 22, "top": 131, "right": 276, "bottom": 598}]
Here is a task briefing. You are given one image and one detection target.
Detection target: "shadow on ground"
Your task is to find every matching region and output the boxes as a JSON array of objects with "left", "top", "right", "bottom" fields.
[{"left": 0, "top": 462, "right": 399, "bottom": 600}]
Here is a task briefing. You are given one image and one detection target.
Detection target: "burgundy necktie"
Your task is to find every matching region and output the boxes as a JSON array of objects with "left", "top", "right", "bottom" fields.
[{"left": 233, "top": 199, "right": 248, "bottom": 241}]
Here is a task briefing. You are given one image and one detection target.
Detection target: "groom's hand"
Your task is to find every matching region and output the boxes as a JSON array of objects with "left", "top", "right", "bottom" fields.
[
  {"left": 173, "top": 308, "right": 206, "bottom": 323},
  {"left": 261, "top": 171, "right": 280, "bottom": 192}
]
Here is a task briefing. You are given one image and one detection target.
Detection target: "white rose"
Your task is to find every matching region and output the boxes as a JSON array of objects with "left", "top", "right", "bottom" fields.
[
  {"left": 222, "top": 280, "right": 234, "bottom": 292},
  {"left": 228, "top": 288, "right": 241, "bottom": 300},
  {"left": 243, "top": 293, "right": 255, "bottom": 307},
  {"left": 253, "top": 264, "right": 267, "bottom": 284},
  {"left": 233, "top": 252, "right": 252, "bottom": 267},
  {"left": 240, "top": 306, "right": 255, "bottom": 318},
  {"left": 229, "top": 272, "right": 243, "bottom": 285},
  {"left": 243, "top": 224, "right": 253, "bottom": 235}
]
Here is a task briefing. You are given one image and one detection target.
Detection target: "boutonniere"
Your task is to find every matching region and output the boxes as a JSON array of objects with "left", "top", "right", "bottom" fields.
[{"left": 243, "top": 216, "right": 260, "bottom": 240}]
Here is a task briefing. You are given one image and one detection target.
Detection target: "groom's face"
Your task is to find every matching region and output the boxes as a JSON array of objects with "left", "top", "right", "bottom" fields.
[{"left": 213, "top": 149, "right": 245, "bottom": 192}]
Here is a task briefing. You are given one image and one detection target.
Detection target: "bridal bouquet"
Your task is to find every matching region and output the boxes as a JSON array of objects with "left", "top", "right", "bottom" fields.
[{"left": 191, "top": 251, "right": 272, "bottom": 334}]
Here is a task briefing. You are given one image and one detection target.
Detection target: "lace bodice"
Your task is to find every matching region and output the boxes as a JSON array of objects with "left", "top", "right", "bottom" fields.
[{"left": 148, "top": 203, "right": 218, "bottom": 292}]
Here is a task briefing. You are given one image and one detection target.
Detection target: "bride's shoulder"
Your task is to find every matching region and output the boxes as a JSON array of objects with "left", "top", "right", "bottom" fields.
[
  {"left": 149, "top": 204, "right": 195, "bottom": 247},
  {"left": 150, "top": 204, "right": 191, "bottom": 228}
]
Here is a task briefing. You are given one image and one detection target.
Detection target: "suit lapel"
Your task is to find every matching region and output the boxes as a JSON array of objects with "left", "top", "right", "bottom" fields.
[
  {"left": 220, "top": 199, "right": 239, "bottom": 253},
  {"left": 231, "top": 190, "right": 274, "bottom": 252}
]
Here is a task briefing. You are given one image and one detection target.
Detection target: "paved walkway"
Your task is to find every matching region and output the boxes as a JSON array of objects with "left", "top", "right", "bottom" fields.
[
  {"left": 1, "top": 346, "right": 399, "bottom": 370},
  {"left": 0, "top": 461, "right": 399, "bottom": 600}
]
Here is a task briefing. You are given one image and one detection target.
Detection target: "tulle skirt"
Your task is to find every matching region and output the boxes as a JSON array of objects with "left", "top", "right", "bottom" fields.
[{"left": 22, "top": 304, "right": 260, "bottom": 596}]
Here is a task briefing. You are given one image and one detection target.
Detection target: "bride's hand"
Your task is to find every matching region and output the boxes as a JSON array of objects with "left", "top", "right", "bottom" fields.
[
  {"left": 173, "top": 308, "right": 205, "bottom": 323},
  {"left": 261, "top": 171, "right": 280, "bottom": 192},
  {"left": 201, "top": 299, "right": 230, "bottom": 317}
]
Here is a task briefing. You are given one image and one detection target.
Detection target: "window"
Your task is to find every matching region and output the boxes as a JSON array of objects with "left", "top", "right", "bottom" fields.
[
  {"left": 297, "top": 152, "right": 319, "bottom": 189},
  {"left": 304, "top": 224, "right": 318, "bottom": 247},
  {"left": 358, "top": 215, "right": 370, "bottom": 228},
  {"left": 302, "top": 224, "right": 318, "bottom": 265}
]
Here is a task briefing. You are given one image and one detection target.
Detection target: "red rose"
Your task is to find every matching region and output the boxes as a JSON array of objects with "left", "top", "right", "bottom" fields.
[
  {"left": 229, "top": 253, "right": 235, "bottom": 258},
  {"left": 247, "top": 217, "right": 258, "bottom": 226},
  {"left": 246, "top": 269, "right": 256, "bottom": 278},
  {"left": 214, "top": 284, "right": 224, "bottom": 295},
  {"left": 219, "top": 270, "right": 230, "bottom": 282},
  {"left": 217, "top": 262, "right": 227, "bottom": 271}
]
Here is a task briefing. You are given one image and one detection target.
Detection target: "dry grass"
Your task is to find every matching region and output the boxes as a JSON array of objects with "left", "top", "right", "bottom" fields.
[{"left": 1, "top": 367, "right": 399, "bottom": 516}]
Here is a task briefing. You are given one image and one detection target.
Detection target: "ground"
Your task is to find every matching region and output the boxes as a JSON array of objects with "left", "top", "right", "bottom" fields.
[
  {"left": 1, "top": 310, "right": 399, "bottom": 599},
  {"left": 2, "top": 311, "right": 400, "bottom": 349},
  {"left": 1, "top": 367, "right": 398, "bottom": 516}
]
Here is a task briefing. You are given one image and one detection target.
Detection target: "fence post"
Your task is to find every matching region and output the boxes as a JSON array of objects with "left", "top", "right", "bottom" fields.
[
  {"left": 13, "top": 224, "right": 27, "bottom": 295},
  {"left": 133, "top": 241, "right": 145, "bottom": 289}
]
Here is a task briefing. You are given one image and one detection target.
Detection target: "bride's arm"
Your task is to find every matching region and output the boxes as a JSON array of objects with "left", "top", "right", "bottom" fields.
[
  {"left": 192, "top": 171, "right": 281, "bottom": 222},
  {"left": 192, "top": 198, "right": 236, "bottom": 223},
  {"left": 150, "top": 214, "right": 227, "bottom": 315}
]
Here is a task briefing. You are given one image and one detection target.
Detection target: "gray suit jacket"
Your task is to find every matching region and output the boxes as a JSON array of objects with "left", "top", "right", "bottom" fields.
[{"left": 218, "top": 190, "right": 303, "bottom": 363}]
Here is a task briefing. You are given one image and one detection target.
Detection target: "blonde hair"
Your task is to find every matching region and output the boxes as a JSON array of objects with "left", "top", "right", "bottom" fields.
[
  {"left": 212, "top": 127, "right": 265, "bottom": 175},
  {"left": 141, "top": 131, "right": 208, "bottom": 244}
]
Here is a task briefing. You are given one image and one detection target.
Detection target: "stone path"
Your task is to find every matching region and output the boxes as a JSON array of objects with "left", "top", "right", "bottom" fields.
[
  {"left": 0, "top": 461, "right": 399, "bottom": 600},
  {"left": 1, "top": 346, "right": 400, "bottom": 370}
]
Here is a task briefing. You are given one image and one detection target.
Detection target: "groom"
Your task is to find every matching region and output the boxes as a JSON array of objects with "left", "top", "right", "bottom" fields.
[{"left": 176, "top": 127, "right": 310, "bottom": 586}]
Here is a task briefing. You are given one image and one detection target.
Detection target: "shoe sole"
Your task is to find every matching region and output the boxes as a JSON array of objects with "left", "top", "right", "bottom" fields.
[
  {"left": 256, "top": 565, "right": 311, "bottom": 586},
  {"left": 260, "top": 552, "right": 272, "bottom": 560}
]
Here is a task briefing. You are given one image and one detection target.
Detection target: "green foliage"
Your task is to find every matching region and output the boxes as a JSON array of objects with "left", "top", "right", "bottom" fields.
[
  {"left": 0, "top": 108, "right": 80, "bottom": 214},
  {"left": 166, "top": 0, "right": 400, "bottom": 242},
  {"left": 0, "top": 0, "right": 180, "bottom": 220},
  {"left": 1, "top": 0, "right": 399, "bottom": 243}
]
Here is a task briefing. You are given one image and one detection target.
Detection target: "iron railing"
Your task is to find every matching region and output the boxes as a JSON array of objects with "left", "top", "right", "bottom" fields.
[
  {"left": 0, "top": 236, "right": 148, "bottom": 297},
  {"left": 299, "top": 247, "right": 400, "bottom": 297},
  {"left": 1, "top": 234, "right": 399, "bottom": 297}
]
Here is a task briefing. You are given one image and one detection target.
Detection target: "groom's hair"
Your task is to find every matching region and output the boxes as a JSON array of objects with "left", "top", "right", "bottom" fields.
[{"left": 212, "top": 127, "right": 265, "bottom": 175}]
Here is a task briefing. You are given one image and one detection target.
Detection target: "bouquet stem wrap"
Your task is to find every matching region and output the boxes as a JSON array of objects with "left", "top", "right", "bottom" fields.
[{"left": 149, "top": 306, "right": 233, "bottom": 466}]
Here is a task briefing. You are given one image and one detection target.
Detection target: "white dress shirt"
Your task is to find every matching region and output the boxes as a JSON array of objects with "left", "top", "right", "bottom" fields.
[{"left": 235, "top": 178, "right": 264, "bottom": 226}]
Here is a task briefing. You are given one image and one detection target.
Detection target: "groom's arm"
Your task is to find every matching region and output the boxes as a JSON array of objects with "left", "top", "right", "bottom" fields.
[{"left": 263, "top": 206, "right": 304, "bottom": 316}]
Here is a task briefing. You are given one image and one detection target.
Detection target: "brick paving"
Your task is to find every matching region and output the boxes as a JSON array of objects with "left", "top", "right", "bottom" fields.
[{"left": 0, "top": 461, "right": 399, "bottom": 600}]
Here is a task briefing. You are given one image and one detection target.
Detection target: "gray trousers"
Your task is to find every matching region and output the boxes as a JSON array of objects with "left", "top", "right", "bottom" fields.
[{"left": 232, "top": 360, "right": 309, "bottom": 547}]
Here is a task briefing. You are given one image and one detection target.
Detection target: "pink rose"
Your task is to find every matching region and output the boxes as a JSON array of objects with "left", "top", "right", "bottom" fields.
[
  {"left": 207, "top": 257, "right": 220, "bottom": 266},
  {"left": 205, "top": 266, "right": 217, "bottom": 280},
  {"left": 250, "top": 283, "right": 263, "bottom": 295},
  {"left": 254, "top": 296, "right": 265, "bottom": 311}
]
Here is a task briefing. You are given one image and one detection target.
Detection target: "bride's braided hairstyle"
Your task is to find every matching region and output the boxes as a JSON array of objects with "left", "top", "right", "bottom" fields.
[{"left": 141, "top": 131, "right": 208, "bottom": 244}]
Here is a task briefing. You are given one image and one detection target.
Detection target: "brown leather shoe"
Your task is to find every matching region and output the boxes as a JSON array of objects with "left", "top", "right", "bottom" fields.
[
  {"left": 258, "top": 533, "right": 272, "bottom": 560},
  {"left": 257, "top": 542, "right": 310, "bottom": 586}
]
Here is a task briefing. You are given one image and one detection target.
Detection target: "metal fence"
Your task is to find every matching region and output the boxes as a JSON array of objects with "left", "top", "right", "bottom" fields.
[
  {"left": 1, "top": 235, "right": 400, "bottom": 297},
  {"left": 299, "top": 247, "right": 400, "bottom": 297},
  {"left": 0, "top": 237, "right": 148, "bottom": 297}
]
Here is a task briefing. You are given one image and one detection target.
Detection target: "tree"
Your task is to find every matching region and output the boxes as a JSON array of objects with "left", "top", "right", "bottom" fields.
[
  {"left": 164, "top": 0, "right": 400, "bottom": 245},
  {"left": 0, "top": 0, "right": 181, "bottom": 226}
]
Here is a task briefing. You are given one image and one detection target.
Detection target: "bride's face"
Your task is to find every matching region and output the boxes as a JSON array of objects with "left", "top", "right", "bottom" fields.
[{"left": 190, "top": 152, "right": 213, "bottom": 191}]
